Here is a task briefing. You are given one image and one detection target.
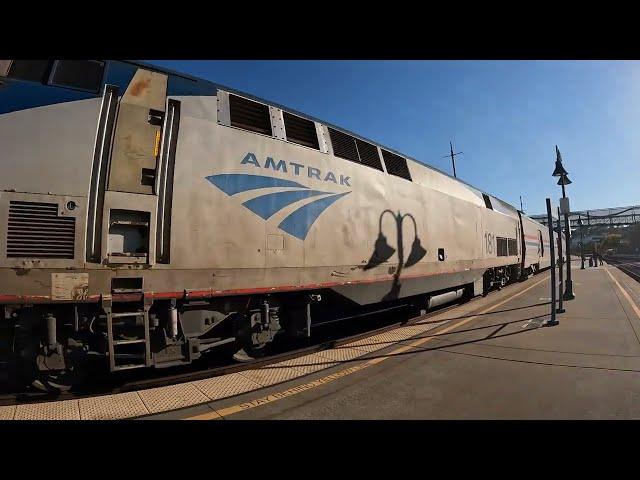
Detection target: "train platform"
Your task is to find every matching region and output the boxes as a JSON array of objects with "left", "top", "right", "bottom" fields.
[{"left": 1, "top": 260, "right": 639, "bottom": 420}]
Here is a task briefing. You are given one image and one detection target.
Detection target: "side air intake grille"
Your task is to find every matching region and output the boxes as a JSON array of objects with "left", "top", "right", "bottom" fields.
[
  {"left": 328, "top": 128, "right": 359, "bottom": 163},
  {"left": 283, "top": 112, "right": 319, "bottom": 149},
  {"left": 6, "top": 201, "right": 75, "bottom": 259},
  {"left": 229, "top": 94, "right": 272, "bottom": 135},
  {"left": 355, "top": 139, "right": 383, "bottom": 171},
  {"left": 381, "top": 149, "right": 412, "bottom": 181},
  {"left": 328, "top": 128, "right": 383, "bottom": 171}
]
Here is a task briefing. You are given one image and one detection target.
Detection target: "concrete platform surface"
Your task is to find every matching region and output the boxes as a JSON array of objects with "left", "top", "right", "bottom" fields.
[{"left": 169, "top": 263, "right": 640, "bottom": 420}]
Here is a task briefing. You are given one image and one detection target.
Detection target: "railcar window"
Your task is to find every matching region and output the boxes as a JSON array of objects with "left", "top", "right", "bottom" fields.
[
  {"left": 483, "top": 194, "right": 493, "bottom": 210},
  {"left": 328, "top": 128, "right": 360, "bottom": 163},
  {"left": 355, "top": 139, "right": 384, "bottom": 171},
  {"left": 229, "top": 94, "right": 273, "bottom": 136},
  {"left": 381, "top": 149, "right": 412, "bottom": 181},
  {"left": 6, "top": 60, "right": 51, "bottom": 82},
  {"left": 283, "top": 111, "right": 319, "bottom": 149},
  {"left": 496, "top": 237, "right": 508, "bottom": 256},
  {"left": 49, "top": 60, "right": 105, "bottom": 93}
]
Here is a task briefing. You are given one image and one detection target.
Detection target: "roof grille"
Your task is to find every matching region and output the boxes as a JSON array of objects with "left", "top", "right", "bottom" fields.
[
  {"left": 329, "top": 128, "right": 383, "bottom": 171},
  {"left": 283, "top": 112, "right": 319, "bottom": 149},
  {"left": 229, "top": 94, "right": 272, "bottom": 136},
  {"left": 6, "top": 201, "right": 75, "bottom": 259},
  {"left": 355, "top": 139, "right": 383, "bottom": 171},
  {"left": 328, "top": 128, "right": 359, "bottom": 163},
  {"left": 381, "top": 149, "right": 412, "bottom": 181}
]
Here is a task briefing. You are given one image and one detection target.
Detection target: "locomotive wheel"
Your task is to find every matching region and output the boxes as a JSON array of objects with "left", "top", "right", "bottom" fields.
[
  {"left": 231, "top": 309, "right": 279, "bottom": 362},
  {"left": 32, "top": 353, "right": 89, "bottom": 393}
]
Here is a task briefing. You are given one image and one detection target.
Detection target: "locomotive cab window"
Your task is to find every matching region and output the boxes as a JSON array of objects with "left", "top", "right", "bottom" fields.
[
  {"left": 49, "top": 60, "right": 105, "bottom": 93},
  {"left": 2, "top": 60, "right": 105, "bottom": 93},
  {"left": 3, "top": 60, "right": 51, "bottom": 82}
]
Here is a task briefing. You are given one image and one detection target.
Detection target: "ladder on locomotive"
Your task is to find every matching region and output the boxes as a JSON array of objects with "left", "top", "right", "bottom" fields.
[{"left": 102, "top": 297, "right": 152, "bottom": 371}]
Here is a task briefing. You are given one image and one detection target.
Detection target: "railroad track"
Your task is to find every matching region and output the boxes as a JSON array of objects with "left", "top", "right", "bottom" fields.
[{"left": 605, "top": 256, "right": 640, "bottom": 283}]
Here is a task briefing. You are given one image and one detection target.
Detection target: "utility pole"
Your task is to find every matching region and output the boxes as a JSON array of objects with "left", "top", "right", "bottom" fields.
[
  {"left": 442, "top": 141, "right": 463, "bottom": 178},
  {"left": 520, "top": 196, "right": 524, "bottom": 212}
]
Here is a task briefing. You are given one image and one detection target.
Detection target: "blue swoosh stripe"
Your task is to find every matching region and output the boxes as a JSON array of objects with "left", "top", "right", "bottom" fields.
[
  {"left": 279, "top": 192, "right": 351, "bottom": 240},
  {"left": 243, "top": 189, "right": 332, "bottom": 220},
  {"left": 206, "top": 174, "right": 307, "bottom": 196}
]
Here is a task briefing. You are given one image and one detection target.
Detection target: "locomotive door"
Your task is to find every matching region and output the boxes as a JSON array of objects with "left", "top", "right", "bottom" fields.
[
  {"left": 108, "top": 69, "right": 167, "bottom": 195},
  {"left": 86, "top": 66, "right": 180, "bottom": 266}
]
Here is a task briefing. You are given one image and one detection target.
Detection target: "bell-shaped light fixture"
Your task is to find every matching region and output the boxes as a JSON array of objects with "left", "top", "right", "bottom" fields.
[
  {"left": 363, "top": 233, "right": 396, "bottom": 270},
  {"left": 552, "top": 160, "right": 568, "bottom": 177},
  {"left": 404, "top": 238, "right": 427, "bottom": 268},
  {"left": 557, "top": 175, "right": 572, "bottom": 186},
  {"left": 552, "top": 145, "right": 568, "bottom": 177}
]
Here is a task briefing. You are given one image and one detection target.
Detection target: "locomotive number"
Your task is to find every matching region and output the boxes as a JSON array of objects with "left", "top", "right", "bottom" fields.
[{"left": 484, "top": 232, "right": 494, "bottom": 254}]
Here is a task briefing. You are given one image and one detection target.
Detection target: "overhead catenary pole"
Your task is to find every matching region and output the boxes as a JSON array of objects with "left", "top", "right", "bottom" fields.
[
  {"left": 442, "top": 141, "right": 463, "bottom": 178},
  {"left": 520, "top": 196, "right": 524, "bottom": 212}
]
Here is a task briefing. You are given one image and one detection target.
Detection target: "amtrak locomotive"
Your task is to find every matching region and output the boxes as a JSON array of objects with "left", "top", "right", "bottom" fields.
[{"left": 0, "top": 60, "right": 557, "bottom": 390}]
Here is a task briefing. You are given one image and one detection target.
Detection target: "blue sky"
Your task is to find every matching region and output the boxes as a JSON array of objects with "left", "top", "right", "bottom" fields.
[{"left": 148, "top": 60, "right": 640, "bottom": 215}]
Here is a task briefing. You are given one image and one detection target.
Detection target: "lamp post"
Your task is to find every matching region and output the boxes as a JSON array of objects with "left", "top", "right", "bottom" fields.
[
  {"left": 578, "top": 214, "right": 585, "bottom": 269},
  {"left": 552, "top": 145, "right": 575, "bottom": 300}
]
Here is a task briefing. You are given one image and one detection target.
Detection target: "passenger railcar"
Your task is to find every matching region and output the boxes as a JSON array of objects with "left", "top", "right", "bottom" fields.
[{"left": 0, "top": 60, "right": 555, "bottom": 389}]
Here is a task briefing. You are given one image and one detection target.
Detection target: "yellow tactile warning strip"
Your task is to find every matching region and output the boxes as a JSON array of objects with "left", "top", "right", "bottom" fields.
[
  {"left": 238, "top": 366, "right": 307, "bottom": 388},
  {"left": 0, "top": 405, "right": 16, "bottom": 420},
  {"left": 137, "top": 382, "right": 210, "bottom": 414},
  {"left": 78, "top": 392, "right": 149, "bottom": 420},
  {"left": 185, "top": 275, "right": 550, "bottom": 420},
  {"left": 193, "top": 373, "right": 262, "bottom": 401},
  {"left": 0, "top": 274, "right": 549, "bottom": 420},
  {"left": 316, "top": 346, "right": 370, "bottom": 362},
  {"left": 14, "top": 399, "right": 81, "bottom": 420},
  {"left": 273, "top": 353, "right": 338, "bottom": 374}
]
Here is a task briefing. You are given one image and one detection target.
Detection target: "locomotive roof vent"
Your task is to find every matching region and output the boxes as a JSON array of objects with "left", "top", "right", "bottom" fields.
[
  {"left": 283, "top": 111, "right": 319, "bottom": 150},
  {"left": 381, "top": 149, "right": 412, "bottom": 181},
  {"left": 229, "top": 94, "right": 273, "bottom": 136},
  {"left": 328, "top": 127, "right": 383, "bottom": 171}
]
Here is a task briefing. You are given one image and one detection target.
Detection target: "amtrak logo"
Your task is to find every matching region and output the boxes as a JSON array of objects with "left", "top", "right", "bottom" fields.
[{"left": 206, "top": 172, "right": 351, "bottom": 241}]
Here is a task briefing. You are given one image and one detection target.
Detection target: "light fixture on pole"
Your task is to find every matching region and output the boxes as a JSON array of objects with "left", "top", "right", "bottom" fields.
[
  {"left": 552, "top": 145, "right": 575, "bottom": 300},
  {"left": 578, "top": 215, "right": 585, "bottom": 270}
]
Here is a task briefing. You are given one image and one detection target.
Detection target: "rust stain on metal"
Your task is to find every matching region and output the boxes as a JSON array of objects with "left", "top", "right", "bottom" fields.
[{"left": 130, "top": 78, "right": 151, "bottom": 97}]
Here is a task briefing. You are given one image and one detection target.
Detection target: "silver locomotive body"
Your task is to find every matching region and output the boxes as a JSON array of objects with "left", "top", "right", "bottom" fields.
[{"left": 0, "top": 60, "right": 551, "bottom": 388}]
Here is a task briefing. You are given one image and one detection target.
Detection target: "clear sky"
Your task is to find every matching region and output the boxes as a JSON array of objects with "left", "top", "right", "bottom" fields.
[{"left": 148, "top": 60, "right": 639, "bottom": 215}]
